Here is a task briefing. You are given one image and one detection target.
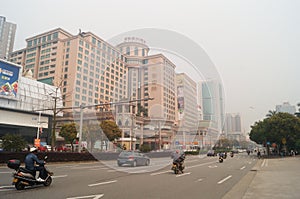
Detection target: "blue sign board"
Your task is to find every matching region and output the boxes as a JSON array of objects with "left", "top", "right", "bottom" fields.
[{"left": 0, "top": 59, "right": 20, "bottom": 98}]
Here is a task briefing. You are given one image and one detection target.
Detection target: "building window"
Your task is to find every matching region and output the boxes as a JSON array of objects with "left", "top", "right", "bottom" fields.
[{"left": 126, "top": 47, "right": 130, "bottom": 55}]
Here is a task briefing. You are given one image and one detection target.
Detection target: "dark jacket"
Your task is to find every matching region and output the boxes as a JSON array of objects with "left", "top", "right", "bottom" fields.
[{"left": 24, "top": 153, "right": 44, "bottom": 171}]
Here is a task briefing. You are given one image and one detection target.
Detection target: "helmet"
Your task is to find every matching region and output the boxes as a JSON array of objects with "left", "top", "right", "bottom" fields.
[{"left": 30, "top": 147, "right": 38, "bottom": 152}]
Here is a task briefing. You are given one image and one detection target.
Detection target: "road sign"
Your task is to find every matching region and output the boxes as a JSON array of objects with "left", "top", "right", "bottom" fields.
[
  {"left": 282, "top": 138, "right": 286, "bottom": 144},
  {"left": 34, "top": 139, "right": 40, "bottom": 147}
]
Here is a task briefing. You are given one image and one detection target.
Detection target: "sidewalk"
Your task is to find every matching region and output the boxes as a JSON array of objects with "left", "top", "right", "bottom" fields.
[{"left": 223, "top": 156, "right": 300, "bottom": 199}]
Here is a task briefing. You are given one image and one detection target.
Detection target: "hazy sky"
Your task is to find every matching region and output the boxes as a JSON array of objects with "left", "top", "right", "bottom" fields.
[{"left": 1, "top": 0, "right": 300, "bottom": 132}]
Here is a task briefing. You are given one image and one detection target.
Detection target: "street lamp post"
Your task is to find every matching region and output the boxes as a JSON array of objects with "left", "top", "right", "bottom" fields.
[{"left": 36, "top": 111, "right": 41, "bottom": 139}]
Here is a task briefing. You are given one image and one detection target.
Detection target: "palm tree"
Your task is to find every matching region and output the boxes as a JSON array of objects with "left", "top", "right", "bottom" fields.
[{"left": 266, "top": 110, "right": 277, "bottom": 118}]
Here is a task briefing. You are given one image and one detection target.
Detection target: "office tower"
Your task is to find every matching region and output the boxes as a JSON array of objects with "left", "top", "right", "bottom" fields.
[
  {"left": 200, "top": 79, "right": 225, "bottom": 133},
  {"left": 0, "top": 16, "right": 16, "bottom": 59}
]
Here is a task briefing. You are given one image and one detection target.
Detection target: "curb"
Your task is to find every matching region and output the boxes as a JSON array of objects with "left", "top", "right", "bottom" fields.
[{"left": 222, "top": 159, "right": 262, "bottom": 199}]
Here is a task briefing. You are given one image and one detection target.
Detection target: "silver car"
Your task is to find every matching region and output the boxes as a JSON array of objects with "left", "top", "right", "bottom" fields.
[{"left": 117, "top": 151, "right": 150, "bottom": 167}]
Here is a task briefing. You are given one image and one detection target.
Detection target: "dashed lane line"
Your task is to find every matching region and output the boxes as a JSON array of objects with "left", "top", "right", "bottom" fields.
[
  {"left": 176, "top": 172, "right": 191, "bottom": 177},
  {"left": 88, "top": 180, "right": 117, "bottom": 187},
  {"left": 217, "top": 175, "right": 232, "bottom": 184}
]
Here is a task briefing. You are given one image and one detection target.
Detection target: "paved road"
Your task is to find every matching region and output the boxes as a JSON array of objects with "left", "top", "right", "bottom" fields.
[
  {"left": 224, "top": 156, "right": 300, "bottom": 199},
  {"left": 0, "top": 153, "right": 257, "bottom": 199}
]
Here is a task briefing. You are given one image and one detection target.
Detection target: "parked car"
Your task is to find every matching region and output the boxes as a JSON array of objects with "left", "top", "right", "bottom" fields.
[
  {"left": 117, "top": 151, "right": 150, "bottom": 167},
  {"left": 37, "top": 145, "right": 48, "bottom": 152},
  {"left": 207, "top": 150, "right": 216, "bottom": 156},
  {"left": 55, "top": 145, "right": 68, "bottom": 152}
]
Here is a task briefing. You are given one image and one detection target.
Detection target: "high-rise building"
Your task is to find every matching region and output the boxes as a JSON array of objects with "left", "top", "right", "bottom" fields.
[
  {"left": 224, "top": 113, "right": 242, "bottom": 135},
  {"left": 200, "top": 80, "right": 225, "bottom": 133},
  {"left": 276, "top": 102, "right": 296, "bottom": 115},
  {"left": 0, "top": 16, "right": 16, "bottom": 59},
  {"left": 9, "top": 28, "right": 127, "bottom": 111},
  {"left": 176, "top": 73, "right": 198, "bottom": 130},
  {"left": 116, "top": 37, "right": 177, "bottom": 150},
  {"left": 117, "top": 37, "right": 177, "bottom": 121}
]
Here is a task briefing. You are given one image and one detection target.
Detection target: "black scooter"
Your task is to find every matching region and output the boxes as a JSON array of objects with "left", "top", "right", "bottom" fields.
[
  {"left": 7, "top": 156, "right": 53, "bottom": 190},
  {"left": 219, "top": 153, "right": 224, "bottom": 163},
  {"left": 171, "top": 154, "right": 185, "bottom": 174}
]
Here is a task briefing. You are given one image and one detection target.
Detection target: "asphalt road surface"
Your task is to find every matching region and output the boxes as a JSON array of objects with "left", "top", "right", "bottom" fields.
[{"left": 0, "top": 153, "right": 257, "bottom": 199}]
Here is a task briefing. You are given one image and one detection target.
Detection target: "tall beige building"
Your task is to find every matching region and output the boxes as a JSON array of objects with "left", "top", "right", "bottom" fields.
[
  {"left": 9, "top": 28, "right": 127, "bottom": 111},
  {"left": 176, "top": 73, "right": 198, "bottom": 130},
  {"left": 116, "top": 37, "right": 177, "bottom": 150},
  {"left": 117, "top": 37, "right": 177, "bottom": 121}
]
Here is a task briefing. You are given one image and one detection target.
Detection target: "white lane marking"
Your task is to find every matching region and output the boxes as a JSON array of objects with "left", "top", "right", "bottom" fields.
[
  {"left": 217, "top": 175, "right": 232, "bottom": 184},
  {"left": 107, "top": 170, "right": 117, "bottom": 172},
  {"left": 0, "top": 185, "right": 14, "bottom": 192},
  {"left": 0, "top": 185, "right": 14, "bottom": 188},
  {"left": 0, "top": 171, "right": 12, "bottom": 174},
  {"left": 52, "top": 175, "right": 68, "bottom": 178},
  {"left": 150, "top": 170, "right": 171, "bottom": 176},
  {"left": 88, "top": 180, "right": 117, "bottom": 187},
  {"left": 208, "top": 165, "right": 218, "bottom": 168},
  {"left": 66, "top": 194, "right": 104, "bottom": 199},
  {"left": 186, "top": 161, "right": 218, "bottom": 169},
  {"left": 265, "top": 159, "right": 268, "bottom": 167},
  {"left": 196, "top": 178, "right": 203, "bottom": 182},
  {"left": 176, "top": 172, "right": 191, "bottom": 177},
  {"left": 240, "top": 166, "right": 246, "bottom": 170},
  {"left": 261, "top": 159, "right": 266, "bottom": 167}
]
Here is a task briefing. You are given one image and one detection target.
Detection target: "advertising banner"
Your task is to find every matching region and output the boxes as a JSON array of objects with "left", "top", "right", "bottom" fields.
[{"left": 0, "top": 59, "right": 20, "bottom": 99}]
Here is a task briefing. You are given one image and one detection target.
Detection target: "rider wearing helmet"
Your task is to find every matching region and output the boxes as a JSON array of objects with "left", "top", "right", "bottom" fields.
[{"left": 24, "top": 147, "right": 46, "bottom": 182}]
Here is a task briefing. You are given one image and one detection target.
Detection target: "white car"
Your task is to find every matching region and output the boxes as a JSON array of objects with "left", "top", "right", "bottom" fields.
[{"left": 43, "top": 145, "right": 52, "bottom": 151}]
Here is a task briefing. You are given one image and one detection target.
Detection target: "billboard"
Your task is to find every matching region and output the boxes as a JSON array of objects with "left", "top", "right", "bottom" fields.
[{"left": 0, "top": 59, "right": 21, "bottom": 99}]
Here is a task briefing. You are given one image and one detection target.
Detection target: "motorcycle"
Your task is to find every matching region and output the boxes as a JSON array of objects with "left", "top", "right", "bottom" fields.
[
  {"left": 230, "top": 152, "right": 234, "bottom": 157},
  {"left": 7, "top": 156, "right": 53, "bottom": 190},
  {"left": 219, "top": 153, "right": 224, "bottom": 163},
  {"left": 171, "top": 154, "right": 185, "bottom": 174}
]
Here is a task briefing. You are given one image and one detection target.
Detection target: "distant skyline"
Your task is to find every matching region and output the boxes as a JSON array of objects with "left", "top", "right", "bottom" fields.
[{"left": 1, "top": 0, "right": 299, "bottom": 132}]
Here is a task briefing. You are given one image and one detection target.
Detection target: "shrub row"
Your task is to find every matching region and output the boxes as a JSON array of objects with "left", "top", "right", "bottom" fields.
[{"left": 0, "top": 152, "right": 97, "bottom": 164}]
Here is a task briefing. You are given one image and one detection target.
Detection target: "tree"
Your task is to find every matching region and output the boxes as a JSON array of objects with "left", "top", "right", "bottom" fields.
[
  {"left": 100, "top": 120, "right": 122, "bottom": 141},
  {"left": 59, "top": 122, "right": 78, "bottom": 152},
  {"left": 2, "top": 134, "right": 26, "bottom": 152},
  {"left": 82, "top": 122, "right": 101, "bottom": 152},
  {"left": 266, "top": 110, "right": 277, "bottom": 118},
  {"left": 296, "top": 103, "right": 300, "bottom": 118},
  {"left": 250, "top": 112, "right": 300, "bottom": 153}
]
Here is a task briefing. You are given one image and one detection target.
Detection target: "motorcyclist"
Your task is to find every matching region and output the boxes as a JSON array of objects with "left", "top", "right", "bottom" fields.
[
  {"left": 172, "top": 150, "right": 185, "bottom": 169},
  {"left": 24, "top": 147, "right": 46, "bottom": 182}
]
